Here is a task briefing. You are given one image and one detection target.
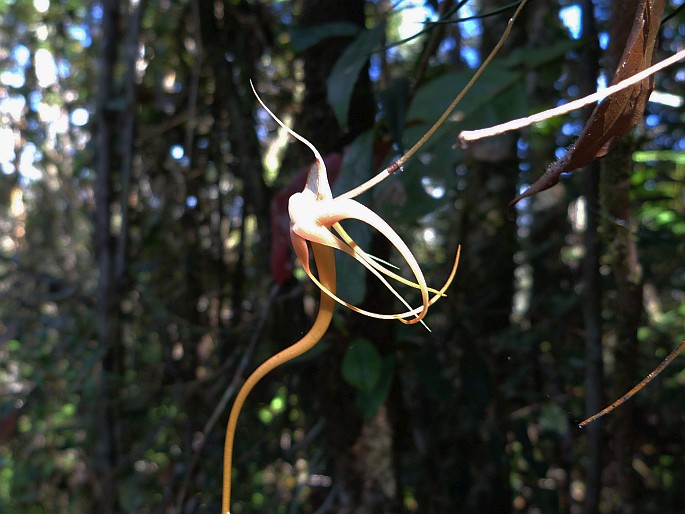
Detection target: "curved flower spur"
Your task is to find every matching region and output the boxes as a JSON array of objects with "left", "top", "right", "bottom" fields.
[
  {"left": 222, "top": 2, "right": 529, "bottom": 510},
  {"left": 220, "top": 85, "right": 459, "bottom": 513}
]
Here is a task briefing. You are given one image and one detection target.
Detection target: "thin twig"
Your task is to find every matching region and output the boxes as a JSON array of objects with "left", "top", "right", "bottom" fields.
[
  {"left": 579, "top": 339, "right": 685, "bottom": 427},
  {"left": 459, "top": 48, "right": 685, "bottom": 145}
]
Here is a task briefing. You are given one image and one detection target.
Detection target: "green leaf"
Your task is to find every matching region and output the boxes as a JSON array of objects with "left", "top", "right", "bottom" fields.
[
  {"left": 342, "top": 339, "right": 396, "bottom": 419},
  {"left": 373, "top": 63, "right": 528, "bottom": 222},
  {"left": 355, "top": 355, "right": 395, "bottom": 419},
  {"left": 332, "top": 130, "right": 375, "bottom": 198},
  {"left": 288, "top": 22, "right": 361, "bottom": 53},
  {"left": 538, "top": 402, "right": 569, "bottom": 437},
  {"left": 633, "top": 150, "right": 685, "bottom": 164},
  {"left": 332, "top": 130, "right": 374, "bottom": 305},
  {"left": 327, "top": 22, "right": 386, "bottom": 128},
  {"left": 342, "top": 338, "right": 382, "bottom": 392},
  {"left": 378, "top": 77, "right": 410, "bottom": 155},
  {"left": 406, "top": 64, "right": 524, "bottom": 132},
  {"left": 504, "top": 38, "right": 584, "bottom": 69}
]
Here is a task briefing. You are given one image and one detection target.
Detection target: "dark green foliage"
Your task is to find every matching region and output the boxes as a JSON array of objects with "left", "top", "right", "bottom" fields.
[
  {"left": 327, "top": 22, "right": 387, "bottom": 128},
  {"left": 2, "top": 1, "right": 685, "bottom": 513},
  {"left": 342, "top": 338, "right": 395, "bottom": 419}
]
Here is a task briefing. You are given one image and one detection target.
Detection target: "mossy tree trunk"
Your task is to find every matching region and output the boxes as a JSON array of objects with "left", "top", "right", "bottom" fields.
[{"left": 599, "top": 2, "right": 644, "bottom": 512}]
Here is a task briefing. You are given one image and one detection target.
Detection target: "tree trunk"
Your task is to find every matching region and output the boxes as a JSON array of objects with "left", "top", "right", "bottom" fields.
[
  {"left": 578, "top": 2, "right": 604, "bottom": 513},
  {"left": 600, "top": 137, "right": 643, "bottom": 514},
  {"left": 93, "top": 0, "right": 121, "bottom": 511},
  {"left": 600, "top": 2, "right": 644, "bottom": 512},
  {"left": 457, "top": 3, "right": 524, "bottom": 511}
]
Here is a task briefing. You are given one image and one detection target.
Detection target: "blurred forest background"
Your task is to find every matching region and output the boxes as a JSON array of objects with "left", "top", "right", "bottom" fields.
[{"left": 2, "top": 0, "right": 685, "bottom": 513}]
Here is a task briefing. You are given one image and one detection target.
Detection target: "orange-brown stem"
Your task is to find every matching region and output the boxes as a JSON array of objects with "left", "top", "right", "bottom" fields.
[
  {"left": 579, "top": 339, "right": 685, "bottom": 427},
  {"left": 221, "top": 242, "right": 336, "bottom": 514}
]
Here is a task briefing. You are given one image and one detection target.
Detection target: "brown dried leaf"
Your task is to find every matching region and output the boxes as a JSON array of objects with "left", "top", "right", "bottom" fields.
[{"left": 510, "top": 0, "right": 666, "bottom": 207}]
